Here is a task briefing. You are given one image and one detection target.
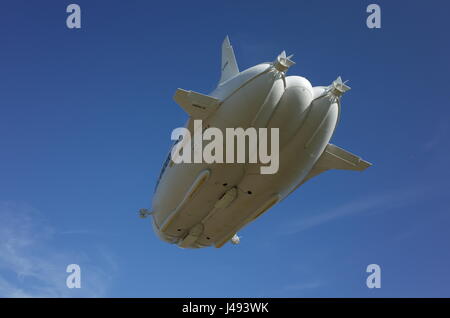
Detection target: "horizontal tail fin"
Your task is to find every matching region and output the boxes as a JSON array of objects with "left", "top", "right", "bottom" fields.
[
  {"left": 173, "top": 89, "right": 220, "bottom": 119},
  {"left": 316, "top": 144, "right": 372, "bottom": 171},
  {"left": 299, "top": 144, "right": 372, "bottom": 186}
]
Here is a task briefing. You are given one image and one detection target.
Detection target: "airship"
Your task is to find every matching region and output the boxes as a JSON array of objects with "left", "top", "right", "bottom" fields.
[{"left": 142, "top": 36, "right": 371, "bottom": 248}]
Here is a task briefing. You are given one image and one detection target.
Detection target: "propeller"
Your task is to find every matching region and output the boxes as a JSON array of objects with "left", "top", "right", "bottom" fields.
[
  {"left": 231, "top": 233, "right": 241, "bottom": 245},
  {"left": 138, "top": 208, "right": 152, "bottom": 219},
  {"left": 273, "top": 50, "right": 295, "bottom": 72},
  {"left": 327, "top": 76, "right": 351, "bottom": 102}
]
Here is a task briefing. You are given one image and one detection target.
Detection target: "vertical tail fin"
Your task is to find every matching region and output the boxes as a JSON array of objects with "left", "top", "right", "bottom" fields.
[{"left": 219, "top": 36, "right": 239, "bottom": 85}]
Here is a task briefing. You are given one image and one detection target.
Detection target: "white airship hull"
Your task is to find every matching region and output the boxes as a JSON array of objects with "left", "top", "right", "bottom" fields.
[{"left": 149, "top": 37, "right": 371, "bottom": 248}]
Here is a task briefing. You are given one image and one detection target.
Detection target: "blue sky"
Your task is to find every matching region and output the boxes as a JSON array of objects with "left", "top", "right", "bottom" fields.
[{"left": 0, "top": 0, "right": 449, "bottom": 297}]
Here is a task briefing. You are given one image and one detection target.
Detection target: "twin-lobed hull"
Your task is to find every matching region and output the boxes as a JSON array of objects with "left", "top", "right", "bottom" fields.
[{"left": 151, "top": 60, "right": 342, "bottom": 248}]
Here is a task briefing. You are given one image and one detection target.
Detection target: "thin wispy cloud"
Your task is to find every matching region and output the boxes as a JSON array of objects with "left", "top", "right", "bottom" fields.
[
  {"left": 281, "top": 187, "right": 428, "bottom": 235},
  {"left": 0, "top": 201, "right": 116, "bottom": 297}
]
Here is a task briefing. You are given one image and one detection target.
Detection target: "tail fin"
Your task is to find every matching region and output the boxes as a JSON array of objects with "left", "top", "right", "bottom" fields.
[
  {"left": 219, "top": 36, "right": 239, "bottom": 85},
  {"left": 297, "top": 144, "right": 372, "bottom": 188},
  {"left": 316, "top": 144, "right": 372, "bottom": 172},
  {"left": 173, "top": 88, "right": 220, "bottom": 119}
]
